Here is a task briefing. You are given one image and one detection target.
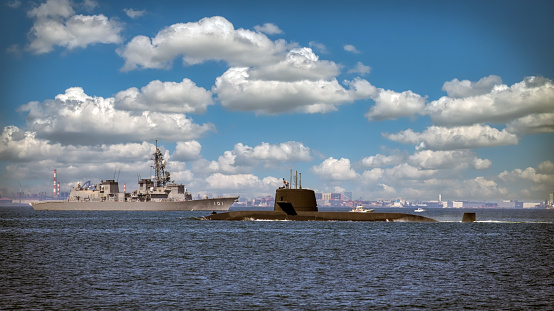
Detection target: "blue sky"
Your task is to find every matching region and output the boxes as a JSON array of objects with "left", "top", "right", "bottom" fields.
[{"left": 1, "top": 0, "right": 553, "bottom": 202}]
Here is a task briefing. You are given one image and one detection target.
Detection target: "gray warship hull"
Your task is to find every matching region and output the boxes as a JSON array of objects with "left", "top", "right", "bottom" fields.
[{"left": 32, "top": 197, "right": 238, "bottom": 211}]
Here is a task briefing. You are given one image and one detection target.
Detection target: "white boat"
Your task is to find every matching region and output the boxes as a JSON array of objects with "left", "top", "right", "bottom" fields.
[
  {"left": 414, "top": 207, "right": 426, "bottom": 212},
  {"left": 349, "top": 205, "right": 374, "bottom": 213}
]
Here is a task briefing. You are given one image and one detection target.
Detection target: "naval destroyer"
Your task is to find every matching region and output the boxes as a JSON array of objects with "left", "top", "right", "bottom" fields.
[{"left": 32, "top": 143, "right": 239, "bottom": 211}]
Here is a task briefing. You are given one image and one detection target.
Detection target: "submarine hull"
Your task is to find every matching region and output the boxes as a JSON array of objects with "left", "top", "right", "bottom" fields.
[{"left": 203, "top": 211, "right": 438, "bottom": 222}]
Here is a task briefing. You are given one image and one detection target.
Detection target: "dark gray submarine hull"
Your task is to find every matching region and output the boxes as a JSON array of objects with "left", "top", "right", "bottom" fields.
[
  {"left": 201, "top": 187, "right": 438, "bottom": 222},
  {"left": 203, "top": 211, "right": 438, "bottom": 222}
]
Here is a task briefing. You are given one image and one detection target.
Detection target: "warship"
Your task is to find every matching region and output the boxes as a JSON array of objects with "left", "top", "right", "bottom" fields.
[
  {"left": 32, "top": 142, "right": 239, "bottom": 211},
  {"left": 202, "top": 172, "right": 438, "bottom": 222}
]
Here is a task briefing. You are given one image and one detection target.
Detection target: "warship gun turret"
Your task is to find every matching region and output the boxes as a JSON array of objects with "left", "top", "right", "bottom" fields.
[{"left": 32, "top": 142, "right": 238, "bottom": 211}]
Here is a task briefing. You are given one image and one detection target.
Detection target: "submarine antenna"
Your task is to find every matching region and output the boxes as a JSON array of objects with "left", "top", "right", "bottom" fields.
[
  {"left": 295, "top": 170, "right": 298, "bottom": 189},
  {"left": 299, "top": 173, "right": 302, "bottom": 189},
  {"left": 290, "top": 169, "right": 292, "bottom": 189}
]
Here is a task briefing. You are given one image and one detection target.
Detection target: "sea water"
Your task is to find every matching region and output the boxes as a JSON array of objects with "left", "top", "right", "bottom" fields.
[{"left": 1, "top": 206, "right": 553, "bottom": 310}]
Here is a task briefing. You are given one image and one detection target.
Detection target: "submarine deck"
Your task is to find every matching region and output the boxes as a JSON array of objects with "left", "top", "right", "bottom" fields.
[{"left": 203, "top": 211, "right": 438, "bottom": 222}]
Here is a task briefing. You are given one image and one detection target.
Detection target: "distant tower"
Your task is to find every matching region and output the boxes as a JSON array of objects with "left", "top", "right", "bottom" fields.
[
  {"left": 124, "top": 183, "right": 126, "bottom": 193},
  {"left": 57, "top": 182, "right": 60, "bottom": 196},
  {"left": 439, "top": 194, "right": 442, "bottom": 202},
  {"left": 53, "top": 169, "right": 57, "bottom": 198}
]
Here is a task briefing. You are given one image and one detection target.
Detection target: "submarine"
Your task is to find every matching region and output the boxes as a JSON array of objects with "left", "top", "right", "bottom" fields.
[{"left": 202, "top": 173, "right": 438, "bottom": 222}]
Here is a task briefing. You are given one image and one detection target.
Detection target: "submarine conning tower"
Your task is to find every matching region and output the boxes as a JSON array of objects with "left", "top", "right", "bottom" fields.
[{"left": 274, "top": 188, "right": 318, "bottom": 212}]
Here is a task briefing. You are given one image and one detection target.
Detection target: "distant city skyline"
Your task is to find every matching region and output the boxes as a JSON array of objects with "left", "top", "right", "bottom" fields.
[{"left": 1, "top": 0, "right": 553, "bottom": 202}]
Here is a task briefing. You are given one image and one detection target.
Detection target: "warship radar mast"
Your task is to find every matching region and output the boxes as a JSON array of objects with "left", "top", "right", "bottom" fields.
[{"left": 151, "top": 140, "right": 171, "bottom": 187}]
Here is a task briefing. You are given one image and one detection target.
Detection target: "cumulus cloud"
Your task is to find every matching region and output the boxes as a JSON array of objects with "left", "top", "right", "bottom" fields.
[
  {"left": 309, "top": 41, "right": 328, "bottom": 54},
  {"left": 312, "top": 157, "right": 359, "bottom": 181},
  {"left": 408, "top": 150, "right": 491, "bottom": 170},
  {"left": 442, "top": 75, "right": 502, "bottom": 98},
  {"left": 26, "top": 0, "right": 122, "bottom": 54},
  {"left": 347, "top": 62, "right": 371, "bottom": 76},
  {"left": 506, "top": 112, "right": 554, "bottom": 135},
  {"left": 360, "top": 164, "right": 436, "bottom": 187},
  {"left": 344, "top": 44, "right": 360, "bottom": 54},
  {"left": 214, "top": 67, "right": 376, "bottom": 114},
  {"left": 115, "top": 78, "right": 214, "bottom": 114},
  {"left": 498, "top": 163, "right": 554, "bottom": 185},
  {"left": 254, "top": 23, "right": 283, "bottom": 35},
  {"left": 233, "top": 141, "right": 312, "bottom": 164},
  {"left": 247, "top": 48, "right": 340, "bottom": 82},
  {"left": 0, "top": 128, "right": 160, "bottom": 190},
  {"left": 360, "top": 153, "right": 405, "bottom": 168},
  {"left": 204, "top": 141, "right": 312, "bottom": 174},
  {"left": 366, "top": 89, "right": 426, "bottom": 121},
  {"left": 172, "top": 141, "right": 202, "bottom": 161},
  {"left": 384, "top": 124, "right": 519, "bottom": 150},
  {"left": 426, "top": 76, "right": 554, "bottom": 126},
  {"left": 117, "top": 16, "right": 290, "bottom": 71},
  {"left": 205, "top": 173, "right": 281, "bottom": 191},
  {"left": 124, "top": 8, "right": 145, "bottom": 19},
  {"left": 18, "top": 87, "right": 214, "bottom": 145}
]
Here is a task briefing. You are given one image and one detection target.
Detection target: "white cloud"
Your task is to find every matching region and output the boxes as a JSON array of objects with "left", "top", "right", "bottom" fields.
[
  {"left": 18, "top": 87, "right": 214, "bottom": 145},
  {"left": 309, "top": 41, "right": 328, "bottom": 54},
  {"left": 347, "top": 62, "right": 371, "bottom": 76},
  {"left": 0, "top": 128, "right": 161, "bottom": 192},
  {"left": 498, "top": 164, "right": 554, "bottom": 185},
  {"left": 247, "top": 48, "right": 340, "bottom": 82},
  {"left": 442, "top": 75, "right": 502, "bottom": 98},
  {"left": 202, "top": 141, "right": 312, "bottom": 174},
  {"left": 506, "top": 112, "right": 554, "bottom": 135},
  {"left": 344, "top": 44, "right": 360, "bottom": 53},
  {"left": 172, "top": 141, "right": 202, "bottom": 161},
  {"left": 82, "top": 0, "right": 98, "bottom": 11},
  {"left": 124, "top": 8, "right": 145, "bottom": 19},
  {"left": 205, "top": 173, "right": 281, "bottom": 191},
  {"left": 214, "top": 67, "right": 375, "bottom": 114},
  {"left": 408, "top": 150, "right": 491, "bottom": 170},
  {"left": 254, "top": 23, "right": 283, "bottom": 35},
  {"left": 360, "top": 153, "right": 405, "bottom": 168},
  {"left": 537, "top": 161, "right": 554, "bottom": 174},
  {"left": 117, "top": 16, "right": 290, "bottom": 71},
  {"left": 27, "top": 0, "right": 122, "bottom": 54},
  {"left": 233, "top": 141, "right": 312, "bottom": 165},
  {"left": 366, "top": 89, "right": 426, "bottom": 121},
  {"left": 312, "top": 157, "right": 359, "bottom": 181},
  {"left": 384, "top": 124, "right": 519, "bottom": 150},
  {"left": 426, "top": 76, "right": 554, "bottom": 126},
  {"left": 115, "top": 78, "right": 214, "bottom": 114}
]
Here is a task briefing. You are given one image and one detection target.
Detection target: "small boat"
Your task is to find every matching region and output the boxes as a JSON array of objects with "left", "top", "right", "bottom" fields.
[
  {"left": 350, "top": 205, "right": 374, "bottom": 213},
  {"left": 414, "top": 207, "right": 426, "bottom": 212}
]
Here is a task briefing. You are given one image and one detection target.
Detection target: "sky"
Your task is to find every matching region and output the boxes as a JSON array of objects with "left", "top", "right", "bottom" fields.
[{"left": 1, "top": 0, "right": 553, "bottom": 202}]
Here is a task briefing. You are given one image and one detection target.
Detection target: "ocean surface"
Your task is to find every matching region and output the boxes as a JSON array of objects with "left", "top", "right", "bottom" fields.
[{"left": 1, "top": 205, "right": 553, "bottom": 310}]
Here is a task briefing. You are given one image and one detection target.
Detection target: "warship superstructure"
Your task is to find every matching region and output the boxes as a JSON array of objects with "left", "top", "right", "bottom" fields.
[{"left": 32, "top": 142, "right": 238, "bottom": 211}]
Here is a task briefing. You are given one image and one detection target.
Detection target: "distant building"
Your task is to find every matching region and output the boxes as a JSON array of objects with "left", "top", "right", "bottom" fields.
[
  {"left": 498, "top": 201, "right": 523, "bottom": 209},
  {"left": 449, "top": 201, "right": 497, "bottom": 208},
  {"left": 343, "top": 192, "right": 352, "bottom": 201}
]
